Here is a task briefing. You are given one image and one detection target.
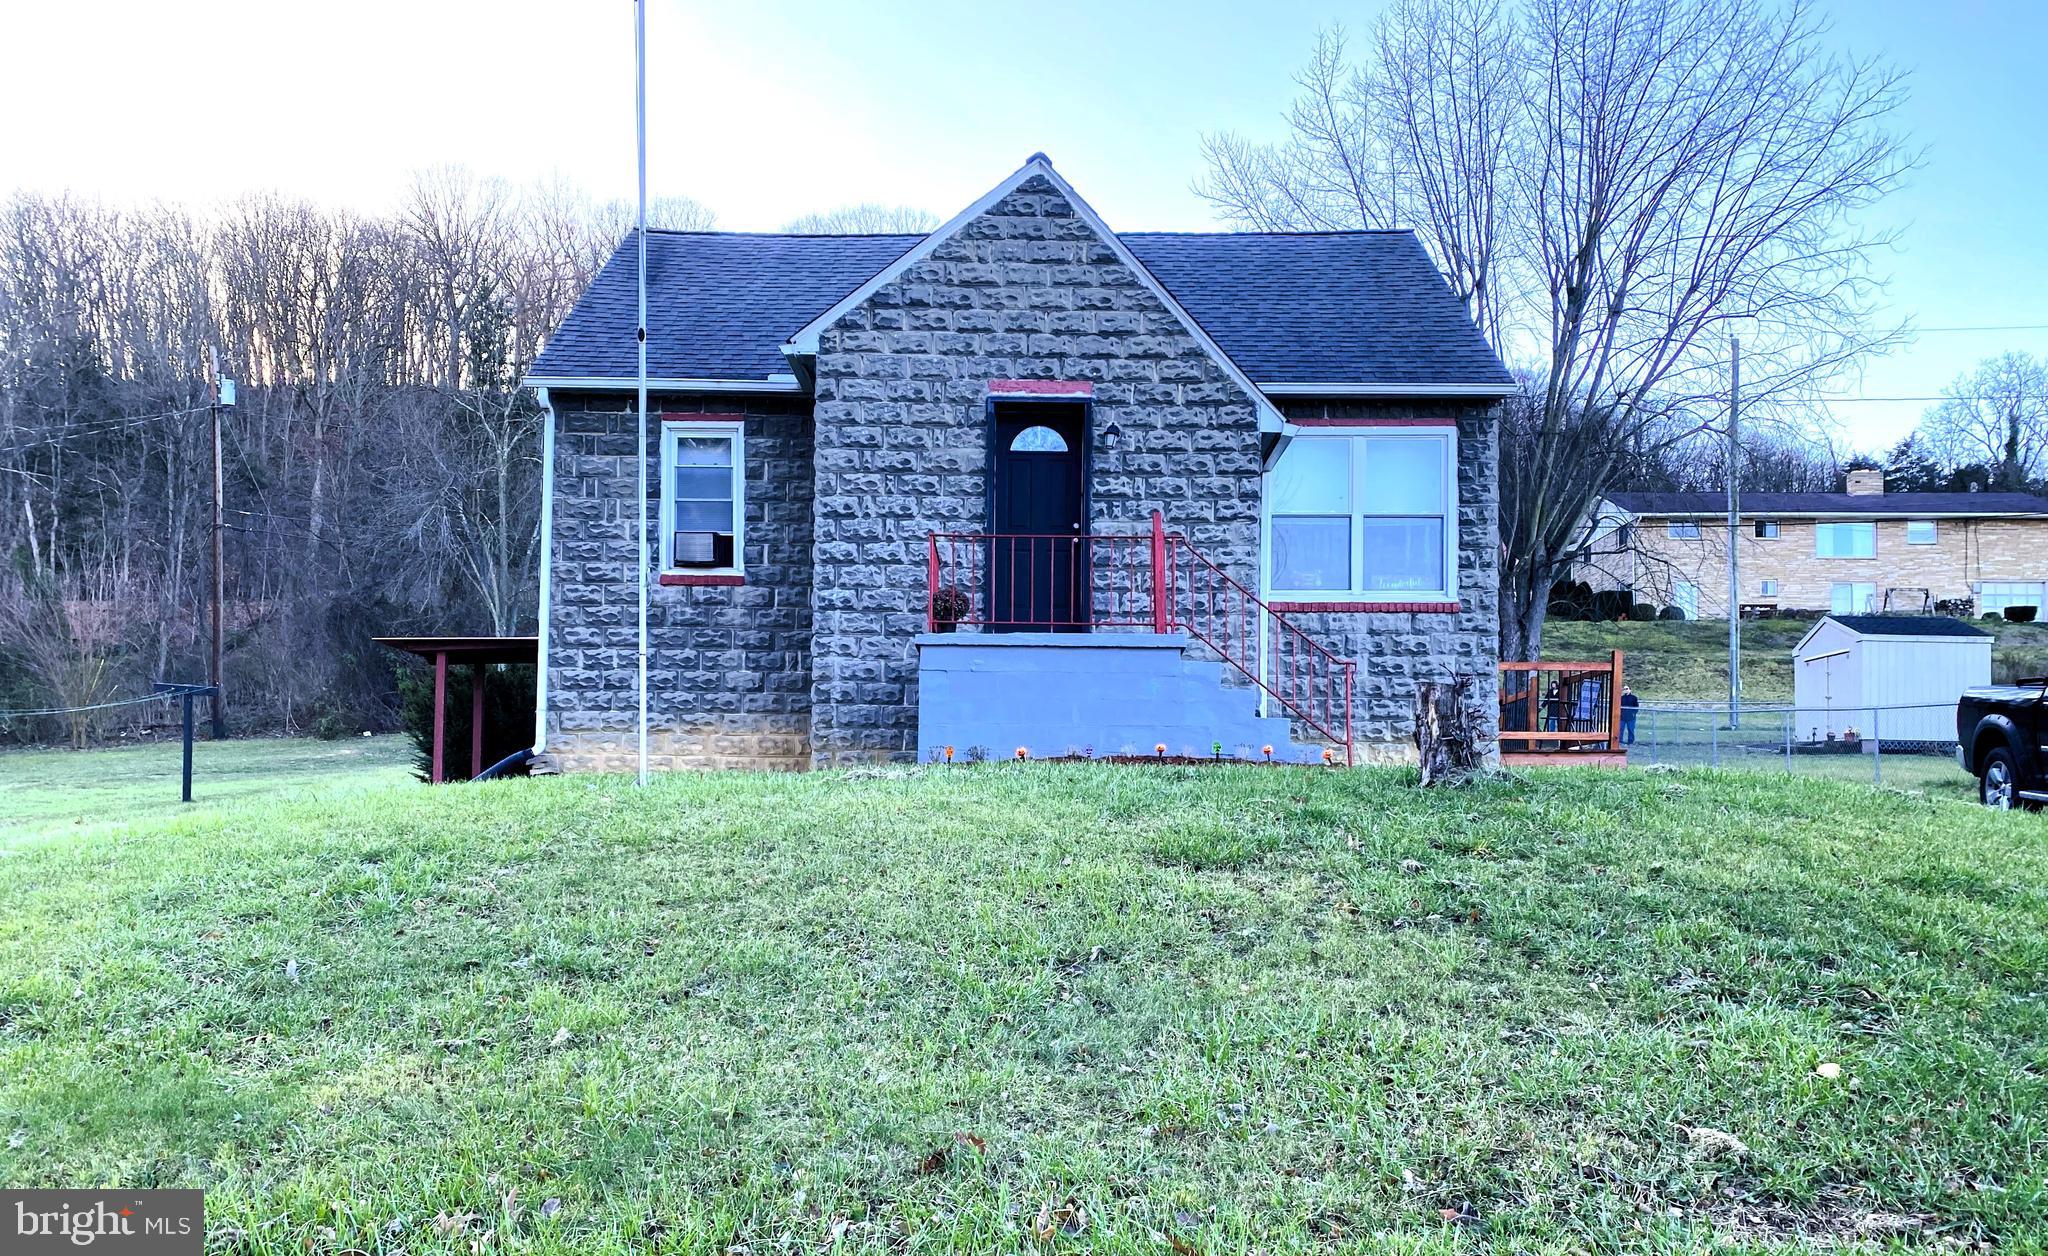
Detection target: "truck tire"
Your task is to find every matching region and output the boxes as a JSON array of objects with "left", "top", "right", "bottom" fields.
[{"left": 1980, "top": 746, "right": 2017, "bottom": 810}]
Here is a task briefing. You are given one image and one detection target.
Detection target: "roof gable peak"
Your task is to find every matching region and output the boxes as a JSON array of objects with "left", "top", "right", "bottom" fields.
[{"left": 781, "top": 154, "right": 1283, "bottom": 431}]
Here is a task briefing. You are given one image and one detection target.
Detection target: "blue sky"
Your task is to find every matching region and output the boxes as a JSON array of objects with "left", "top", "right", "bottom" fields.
[{"left": 3, "top": 0, "right": 2041, "bottom": 449}]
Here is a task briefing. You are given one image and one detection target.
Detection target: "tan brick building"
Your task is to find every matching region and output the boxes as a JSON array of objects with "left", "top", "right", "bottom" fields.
[{"left": 1582, "top": 470, "right": 2048, "bottom": 619}]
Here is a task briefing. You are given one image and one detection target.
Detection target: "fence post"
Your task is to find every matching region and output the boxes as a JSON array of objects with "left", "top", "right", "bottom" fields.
[
  {"left": 1873, "top": 707, "right": 1881, "bottom": 786},
  {"left": 1783, "top": 709, "right": 1792, "bottom": 772},
  {"left": 1608, "top": 650, "right": 1623, "bottom": 750},
  {"left": 1711, "top": 716, "right": 1719, "bottom": 768},
  {"left": 1649, "top": 708, "right": 1658, "bottom": 762},
  {"left": 1149, "top": 510, "right": 1169, "bottom": 634}
]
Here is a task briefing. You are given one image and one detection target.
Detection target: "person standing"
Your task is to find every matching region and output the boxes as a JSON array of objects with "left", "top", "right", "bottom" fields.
[{"left": 1619, "top": 685, "right": 1640, "bottom": 746}]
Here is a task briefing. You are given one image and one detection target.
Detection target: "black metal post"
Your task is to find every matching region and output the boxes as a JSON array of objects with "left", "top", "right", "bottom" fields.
[
  {"left": 181, "top": 691, "right": 195, "bottom": 803},
  {"left": 156, "top": 681, "right": 217, "bottom": 804}
]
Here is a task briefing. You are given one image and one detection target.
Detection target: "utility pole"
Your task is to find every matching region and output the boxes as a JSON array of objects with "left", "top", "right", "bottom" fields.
[
  {"left": 208, "top": 348, "right": 231, "bottom": 739},
  {"left": 1726, "top": 333, "right": 1742, "bottom": 730}
]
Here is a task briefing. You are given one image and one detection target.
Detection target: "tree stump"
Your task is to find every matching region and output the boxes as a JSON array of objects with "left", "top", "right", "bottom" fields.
[{"left": 1415, "top": 676, "right": 1486, "bottom": 787}]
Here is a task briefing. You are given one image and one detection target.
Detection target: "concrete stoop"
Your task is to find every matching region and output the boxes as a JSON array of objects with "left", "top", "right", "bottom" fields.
[{"left": 915, "top": 631, "right": 1328, "bottom": 763}]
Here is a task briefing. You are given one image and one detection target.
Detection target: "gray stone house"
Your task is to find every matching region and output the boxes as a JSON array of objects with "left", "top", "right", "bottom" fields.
[{"left": 524, "top": 155, "right": 1514, "bottom": 771}]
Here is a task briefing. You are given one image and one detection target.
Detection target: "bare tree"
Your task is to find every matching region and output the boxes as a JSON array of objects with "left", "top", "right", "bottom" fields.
[
  {"left": 780, "top": 204, "right": 938, "bottom": 234},
  {"left": 1202, "top": 0, "right": 1913, "bottom": 659},
  {"left": 1919, "top": 352, "right": 2048, "bottom": 490}
]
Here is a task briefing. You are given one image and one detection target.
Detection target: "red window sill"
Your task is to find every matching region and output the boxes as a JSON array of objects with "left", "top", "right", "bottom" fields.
[
  {"left": 1270, "top": 600, "right": 1462, "bottom": 613},
  {"left": 658, "top": 573, "right": 745, "bottom": 586}
]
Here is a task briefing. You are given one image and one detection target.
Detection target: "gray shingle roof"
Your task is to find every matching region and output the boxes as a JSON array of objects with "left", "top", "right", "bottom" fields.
[
  {"left": 529, "top": 228, "right": 1512, "bottom": 389},
  {"left": 1826, "top": 614, "right": 1992, "bottom": 638},
  {"left": 1608, "top": 491, "right": 2048, "bottom": 517},
  {"left": 1122, "top": 232, "right": 1511, "bottom": 386},
  {"left": 531, "top": 232, "right": 921, "bottom": 382}
]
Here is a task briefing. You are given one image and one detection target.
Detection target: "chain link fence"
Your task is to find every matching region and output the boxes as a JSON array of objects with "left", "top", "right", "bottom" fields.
[{"left": 1622, "top": 701, "right": 1974, "bottom": 795}]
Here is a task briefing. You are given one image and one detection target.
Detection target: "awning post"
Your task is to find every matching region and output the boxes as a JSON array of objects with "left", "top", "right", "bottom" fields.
[
  {"left": 431, "top": 650, "right": 448, "bottom": 785},
  {"left": 471, "top": 663, "right": 486, "bottom": 780}
]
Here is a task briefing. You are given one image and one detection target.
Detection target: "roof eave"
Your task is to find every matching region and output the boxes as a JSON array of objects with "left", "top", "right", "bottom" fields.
[
  {"left": 522, "top": 374, "right": 807, "bottom": 394},
  {"left": 1259, "top": 381, "right": 1516, "bottom": 399}
]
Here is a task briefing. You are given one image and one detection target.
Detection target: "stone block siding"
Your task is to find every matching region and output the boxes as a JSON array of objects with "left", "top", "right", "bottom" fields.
[
  {"left": 808, "top": 174, "right": 1265, "bottom": 766},
  {"left": 1275, "top": 400, "right": 1502, "bottom": 761},
  {"left": 1615, "top": 516, "right": 2048, "bottom": 617},
  {"left": 543, "top": 391, "right": 813, "bottom": 771}
]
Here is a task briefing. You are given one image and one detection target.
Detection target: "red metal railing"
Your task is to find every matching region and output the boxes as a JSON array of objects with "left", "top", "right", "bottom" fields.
[
  {"left": 1497, "top": 651, "right": 1625, "bottom": 753},
  {"left": 927, "top": 511, "right": 1357, "bottom": 764}
]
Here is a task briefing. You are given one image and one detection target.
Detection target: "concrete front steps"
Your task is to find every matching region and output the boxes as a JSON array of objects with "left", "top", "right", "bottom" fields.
[{"left": 915, "top": 631, "right": 1328, "bottom": 763}]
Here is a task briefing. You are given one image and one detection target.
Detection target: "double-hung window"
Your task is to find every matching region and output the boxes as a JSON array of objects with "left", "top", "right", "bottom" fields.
[
  {"left": 1815, "top": 521, "right": 1875, "bottom": 559},
  {"left": 1266, "top": 429, "right": 1456, "bottom": 600},
  {"left": 660, "top": 420, "right": 744, "bottom": 575}
]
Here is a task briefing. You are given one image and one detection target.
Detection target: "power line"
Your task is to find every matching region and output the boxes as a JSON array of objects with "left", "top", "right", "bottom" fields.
[
  {"left": 0, "top": 405, "right": 208, "bottom": 452},
  {"left": 0, "top": 692, "right": 172, "bottom": 719},
  {"left": 1912, "top": 323, "right": 2048, "bottom": 333}
]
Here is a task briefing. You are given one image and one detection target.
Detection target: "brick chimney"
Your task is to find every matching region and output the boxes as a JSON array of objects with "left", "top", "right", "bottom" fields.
[{"left": 1845, "top": 469, "right": 1884, "bottom": 496}]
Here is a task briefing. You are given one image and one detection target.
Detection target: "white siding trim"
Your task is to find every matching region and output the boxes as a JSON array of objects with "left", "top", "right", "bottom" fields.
[
  {"left": 522, "top": 375, "right": 804, "bottom": 394},
  {"left": 532, "top": 387, "right": 556, "bottom": 752}
]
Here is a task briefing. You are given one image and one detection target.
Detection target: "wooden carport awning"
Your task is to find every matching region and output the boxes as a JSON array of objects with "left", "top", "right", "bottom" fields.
[{"left": 374, "top": 636, "right": 539, "bottom": 783}]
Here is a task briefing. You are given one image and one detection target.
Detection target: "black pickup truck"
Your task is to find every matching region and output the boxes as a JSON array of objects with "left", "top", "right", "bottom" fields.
[{"left": 1957, "top": 680, "right": 2048, "bottom": 808}]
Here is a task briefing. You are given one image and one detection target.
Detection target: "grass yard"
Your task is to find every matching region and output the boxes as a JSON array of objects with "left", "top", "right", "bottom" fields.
[
  {"left": 1545, "top": 617, "right": 2048, "bottom": 703},
  {"left": 2, "top": 752, "right": 2045, "bottom": 1252},
  {"left": 0, "top": 734, "right": 414, "bottom": 836}
]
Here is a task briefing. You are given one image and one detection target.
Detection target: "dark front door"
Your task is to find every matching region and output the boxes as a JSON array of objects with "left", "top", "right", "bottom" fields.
[{"left": 989, "top": 406, "right": 1087, "bottom": 630}]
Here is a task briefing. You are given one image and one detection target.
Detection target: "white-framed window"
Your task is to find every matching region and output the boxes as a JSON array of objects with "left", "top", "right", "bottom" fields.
[
  {"left": 659, "top": 419, "right": 744, "bottom": 574},
  {"left": 1830, "top": 582, "right": 1876, "bottom": 614},
  {"left": 1978, "top": 581, "right": 2044, "bottom": 615},
  {"left": 1905, "top": 519, "right": 1936, "bottom": 545},
  {"left": 1265, "top": 428, "right": 1456, "bottom": 600},
  {"left": 1754, "top": 520, "right": 1780, "bottom": 539},
  {"left": 1759, "top": 579, "right": 1779, "bottom": 596},
  {"left": 1667, "top": 520, "right": 1702, "bottom": 539},
  {"left": 1815, "top": 521, "right": 1875, "bottom": 559}
]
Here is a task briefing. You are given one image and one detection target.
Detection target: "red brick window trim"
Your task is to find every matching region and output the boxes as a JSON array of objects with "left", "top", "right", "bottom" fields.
[
  {"left": 1270, "top": 600, "right": 1462, "bottom": 614},
  {"left": 658, "top": 573, "right": 745, "bottom": 587}
]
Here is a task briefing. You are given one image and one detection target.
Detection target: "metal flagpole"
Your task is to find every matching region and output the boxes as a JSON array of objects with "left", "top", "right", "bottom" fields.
[
  {"left": 634, "top": 0, "right": 650, "bottom": 787},
  {"left": 1727, "top": 332, "right": 1742, "bottom": 730}
]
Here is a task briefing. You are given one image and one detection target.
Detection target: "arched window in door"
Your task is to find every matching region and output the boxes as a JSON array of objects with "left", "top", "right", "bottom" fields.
[{"left": 1008, "top": 425, "right": 1069, "bottom": 452}]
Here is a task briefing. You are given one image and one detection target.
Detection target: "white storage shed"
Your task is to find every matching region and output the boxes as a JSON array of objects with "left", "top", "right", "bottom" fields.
[{"left": 1791, "top": 614, "right": 1992, "bottom": 746}]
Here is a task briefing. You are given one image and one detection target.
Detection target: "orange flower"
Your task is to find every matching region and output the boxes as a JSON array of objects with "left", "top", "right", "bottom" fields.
[
  {"left": 1155, "top": 742, "right": 1168, "bottom": 756},
  {"left": 1015, "top": 746, "right": 1029, "bottom": 760},
  {"left": 1261, "top": 744, "right": 1274, "bottom": 759}
]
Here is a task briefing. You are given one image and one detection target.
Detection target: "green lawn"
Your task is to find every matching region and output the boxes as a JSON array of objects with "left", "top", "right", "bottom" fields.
[
  {"left": 0, "top": 734, "right": 414, "bottom": 836},
  {"left": 2, "top": 749, "right": 2044, "bottom": 1251},
  {"left": 1545, "top": 617, "right": 2048, "bottom": 702}
]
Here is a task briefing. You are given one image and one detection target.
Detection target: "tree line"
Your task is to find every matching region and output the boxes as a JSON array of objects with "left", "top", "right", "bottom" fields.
[{"left": 0, "top": 172, "right": 713, "bottom": 739}]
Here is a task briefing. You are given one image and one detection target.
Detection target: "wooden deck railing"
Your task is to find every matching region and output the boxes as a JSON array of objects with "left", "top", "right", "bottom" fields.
[{"left": 1498, "top": 650, "right": 1624, "bottom": 753}]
